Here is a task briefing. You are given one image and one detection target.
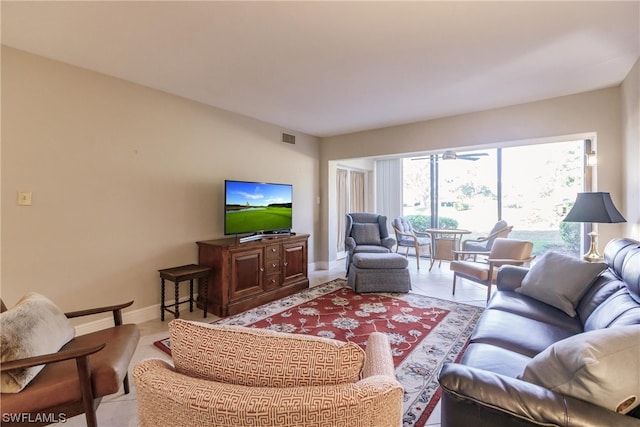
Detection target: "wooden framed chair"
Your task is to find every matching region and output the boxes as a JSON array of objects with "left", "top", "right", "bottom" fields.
[
  {"left": 1, "top": 296, "right": 140, "bottom": 427},
  {"left": 392, "top": 216, "right": 432, "bottom": 269},
  {"left": 461, "top": 220, "right": 513, "bottom": 261},
  {"left": 450, "top": 238, "right": 534, "bottom": 301}
]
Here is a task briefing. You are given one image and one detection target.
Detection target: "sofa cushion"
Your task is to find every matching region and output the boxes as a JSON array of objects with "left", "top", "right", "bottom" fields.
[
  {"left": 519, "top": 325, "right": 640, "bottom": 414},
  {"left": 583, "top": 288, "right": 640, "bottom": 331},
  {"left": 169, "top": 320, "right": 365, "bottom": 387},
  {"left": 604, "top": 238, "right": 640, "bottom": 280},
  {"left": 576, "top": 271, "right": 627, "bottom": 322},
  {"left": 516, "top": 251, "right": 607, "bottom": 317},
  {"left": 353, "top": 245, "right": 391, "bottom": 254},
  {"left": 0, "top": 293, "right": 76, "bottom": 393},
  {"left": 488, "top": 291, "right": 583, "bottom": 334},
  {"left": 352, "top": 223, "right": 382, "bottom": 245},
  {"left": 470, "top": 309, "right": 576, "bottom": 357},
  {"left": 621, "top": 250, "right": 640, "bottom": 303},
  {"left": 460, "top": 343, "right": 532, "bottom": 378}
]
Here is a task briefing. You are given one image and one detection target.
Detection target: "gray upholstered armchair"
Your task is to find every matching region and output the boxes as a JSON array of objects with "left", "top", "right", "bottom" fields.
[{"left": 345, "top": 213, "right": 396, "bottom": 273}]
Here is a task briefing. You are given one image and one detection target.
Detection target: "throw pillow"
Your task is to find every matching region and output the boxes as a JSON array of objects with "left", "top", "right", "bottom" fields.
[
  {"left": 516, "top": 251, "right": 607, "bottom": 316},
  {"left": 352, "top": 223, "right": 382, "bottom": 245},
  {"left": 519, "top": 325, "right": 640, "bottom": 414},
  {"left": 169, "top": 319, "right": 365, "bottom": 387},
  {"left": 0, "top": 293, "right": 76, "bottom": 393}
]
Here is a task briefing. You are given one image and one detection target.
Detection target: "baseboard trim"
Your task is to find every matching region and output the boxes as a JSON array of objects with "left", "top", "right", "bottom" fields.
[
  {"left": 75, "top": 264, "right": 331, "bottom": 335},
  {"left": 313, "top": 260, "right": 343, "bottom": 270},
  {"left": 74, "top": 296, "right": 194, "bottom": 336}
]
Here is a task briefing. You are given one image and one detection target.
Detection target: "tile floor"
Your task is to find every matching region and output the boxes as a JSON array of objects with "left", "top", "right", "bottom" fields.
[{"left": 65, "top": 256, "right": 488, "bottom": 427}]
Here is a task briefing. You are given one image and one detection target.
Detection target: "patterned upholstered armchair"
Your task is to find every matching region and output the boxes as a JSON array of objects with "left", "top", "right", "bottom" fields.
[
  {"left": 345, "top": 212, "right": 396, "bottom": 274},
  {"left": 134, "top": 320, "right": 403, "bottom": 427}
]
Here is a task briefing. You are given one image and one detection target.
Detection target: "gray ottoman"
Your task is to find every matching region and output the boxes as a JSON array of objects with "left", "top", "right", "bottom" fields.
[{"left": 347, "top": 253, "right": 412, "bottom": 293}]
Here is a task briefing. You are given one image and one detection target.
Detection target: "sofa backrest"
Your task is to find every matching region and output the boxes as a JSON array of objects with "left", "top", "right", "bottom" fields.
[{"left": 578, "top": 238, "right": 640, "bottom": 331}]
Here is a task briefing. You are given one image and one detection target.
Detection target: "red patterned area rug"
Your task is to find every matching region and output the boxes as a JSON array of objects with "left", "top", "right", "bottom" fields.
[{"left": 154, "top": 278, "right": 483, "bottom": 426}]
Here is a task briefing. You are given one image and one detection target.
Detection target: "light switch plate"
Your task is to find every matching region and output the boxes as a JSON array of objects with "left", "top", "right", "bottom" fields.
[{"left": 18, "top": 192, "right": 32, "bottom": 206}]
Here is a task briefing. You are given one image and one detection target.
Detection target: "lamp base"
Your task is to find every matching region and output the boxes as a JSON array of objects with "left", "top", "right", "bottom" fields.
[{"left": 582, "top": 231, "right": 604, "bottom": 263}]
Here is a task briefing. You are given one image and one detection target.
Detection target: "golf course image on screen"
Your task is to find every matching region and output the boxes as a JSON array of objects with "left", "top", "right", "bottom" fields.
[{"left": 224, "top": 180, "right": 293, "bottom": 235}]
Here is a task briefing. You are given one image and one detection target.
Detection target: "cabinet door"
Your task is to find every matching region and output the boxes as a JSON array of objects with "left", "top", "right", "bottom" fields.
[
  {"left": 229, "top": 248, "right": 264, "bottom": 300},
  {"left": 282, "top": 241, "right": 307, "bottom": 284}
]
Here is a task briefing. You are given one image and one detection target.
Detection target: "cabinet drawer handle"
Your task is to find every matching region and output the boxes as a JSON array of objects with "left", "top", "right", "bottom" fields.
[
  {"left": 271, "top": 248, "right": 277, "bottom": 252},
  {"left": 260, "top": 267, "right": 264, "bottom": 272},
  {"left": 284, "top": 262, "right": 288, "bottom": 266}
]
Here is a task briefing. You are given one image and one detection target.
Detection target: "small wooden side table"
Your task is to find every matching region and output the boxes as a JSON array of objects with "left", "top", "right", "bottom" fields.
[{"left": 158, "top": 264, "right": 211, "bottom": 321}]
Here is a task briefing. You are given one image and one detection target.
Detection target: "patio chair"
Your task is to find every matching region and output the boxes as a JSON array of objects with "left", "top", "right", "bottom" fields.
[
  {"left": 461, "top": 220, "right": 513, "bottom": 261},
  {"left": 450, "top": 238, "right": 534, "bottom": 301},
  {"left": 392, "top": 216, "right": 432, "bottom": 269}
]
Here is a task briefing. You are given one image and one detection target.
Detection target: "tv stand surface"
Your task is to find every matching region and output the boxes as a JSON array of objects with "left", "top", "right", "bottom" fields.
[
  {"left": 238, "top": 231, "right": 291, "bottom": 243},
  {"left": 238, "top": 234, "right": 265, "bottom": 243},
  {"left": 196, "top": 233, "right": 309, "bottom": 317}
]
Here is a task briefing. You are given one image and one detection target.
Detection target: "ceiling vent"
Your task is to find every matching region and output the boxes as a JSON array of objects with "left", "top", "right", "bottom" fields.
[{"left": 282, "top": 133, "right": 296, "bottom": 144}]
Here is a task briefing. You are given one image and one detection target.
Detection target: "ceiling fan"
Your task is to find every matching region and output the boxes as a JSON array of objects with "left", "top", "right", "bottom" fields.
[
  {"left": 441, "top": 150, "right": 488, "bottom": 161},
  {"left": 412, "top": 150, "right": 489, "bottom": 161}
]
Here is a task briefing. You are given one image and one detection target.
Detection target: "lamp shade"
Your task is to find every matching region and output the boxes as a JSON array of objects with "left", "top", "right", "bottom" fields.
[{"left": 563, "top": 192, "right": 626, "bottom": 223}]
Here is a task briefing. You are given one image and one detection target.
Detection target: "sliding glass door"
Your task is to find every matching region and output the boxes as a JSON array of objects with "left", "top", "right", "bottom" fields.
[
  {"left": 502, "top": 141, "right": 584, "bottom": 256},
  {"left": 437, "top": 150, "right": 498, "bottom": 233},
  {"left": 402, "top": 140, "right": 585, "bottom": 256}
]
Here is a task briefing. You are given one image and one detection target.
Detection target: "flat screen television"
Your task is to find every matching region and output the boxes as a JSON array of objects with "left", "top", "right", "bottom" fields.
[{"left": 224, "top": 180, "right": 293, "bottom": 237}]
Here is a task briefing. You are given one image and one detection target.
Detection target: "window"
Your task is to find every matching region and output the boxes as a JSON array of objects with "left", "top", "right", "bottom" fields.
[
  {"left": 402, "top": 140, "right": 586, "bottom": 256},
  {"left": 502, "top": 141, "right": 584, "bottom": 256}
]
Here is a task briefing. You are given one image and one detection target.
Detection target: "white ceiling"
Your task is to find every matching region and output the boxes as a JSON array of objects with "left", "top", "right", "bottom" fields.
[{"left": 2, "top": 1, "right": 639, "bottom": 137}]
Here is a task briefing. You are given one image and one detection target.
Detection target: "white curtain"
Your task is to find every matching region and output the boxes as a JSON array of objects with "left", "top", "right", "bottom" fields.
[
  {"left": 376, "top": 158, "right": 403, "bottom": 228},
  {"left": 336, "top": 168, "right": 348, "bottom": 252},
  {"left": 349, "top": 171, "right": 365, "bottom": 213}
]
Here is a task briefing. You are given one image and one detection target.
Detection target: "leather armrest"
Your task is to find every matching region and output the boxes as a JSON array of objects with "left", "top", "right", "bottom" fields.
[
  {"left": 0, "top": 343, "right": 105, "bottom": 372},
  {"left": 438, "top": 363, "right": 640, "bottom": 427},
  {"left": 495, "top": 265, "right": 529, "bottom": 291}
]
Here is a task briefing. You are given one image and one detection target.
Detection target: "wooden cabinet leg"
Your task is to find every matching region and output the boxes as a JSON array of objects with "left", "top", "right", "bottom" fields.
[{"left": 160, "top": 279, "right": 166, "bottom": 321}]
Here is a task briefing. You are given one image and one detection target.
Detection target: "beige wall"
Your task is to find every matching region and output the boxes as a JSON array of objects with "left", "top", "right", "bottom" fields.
[
  {"left": 319, "top": 84, "right": 638, "bottom": 264},
  {"left": 621, "top": 58, "right": 640, "bottom": 238},
  {"left": 1, "top": 47, "right": 321, "bottom": 315},
  {"left": 3, "top": 46, "right": 638, "bottom": 322}
]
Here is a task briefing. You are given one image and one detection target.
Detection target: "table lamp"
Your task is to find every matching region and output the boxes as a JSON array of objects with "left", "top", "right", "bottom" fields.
[{"left": 563, "top": 192, "right": 626, "bottom": 262}]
